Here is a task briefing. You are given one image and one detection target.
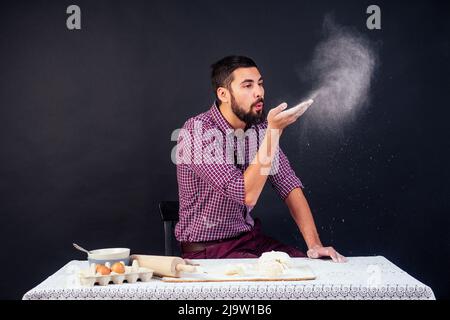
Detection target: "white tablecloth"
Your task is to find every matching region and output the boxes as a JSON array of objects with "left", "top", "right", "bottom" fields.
[{"left": 22, "top": 256, "right": 435, "bottom": 300}]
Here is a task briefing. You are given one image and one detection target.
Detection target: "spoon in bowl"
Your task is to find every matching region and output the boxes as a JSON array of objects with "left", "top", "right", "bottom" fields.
[{"left": 73, "top": 243, "right": 91, "bottom": 255}]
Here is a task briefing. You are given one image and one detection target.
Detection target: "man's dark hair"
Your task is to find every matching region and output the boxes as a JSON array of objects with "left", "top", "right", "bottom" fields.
[{"left": 211, "top": 56, "right": 258, "bottom": 102}]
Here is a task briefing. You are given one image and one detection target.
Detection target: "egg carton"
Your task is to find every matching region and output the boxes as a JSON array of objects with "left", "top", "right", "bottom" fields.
[{"left": 79, "top": 260, "right": 154, "bottom": 287}]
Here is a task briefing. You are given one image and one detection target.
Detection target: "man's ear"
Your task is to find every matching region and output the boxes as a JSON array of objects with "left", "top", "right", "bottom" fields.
[{"left": 217, "top": 87, "right": 229, "bottom": 104}]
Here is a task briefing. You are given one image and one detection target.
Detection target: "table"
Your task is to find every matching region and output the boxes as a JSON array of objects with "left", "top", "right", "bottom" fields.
[{"left": 23, "top": 256, "right": 435, "bottom": 300}]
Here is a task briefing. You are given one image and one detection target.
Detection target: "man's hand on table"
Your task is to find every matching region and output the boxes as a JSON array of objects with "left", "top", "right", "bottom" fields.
[{"left": 307, "top": 245, "right": 347, "bottom": 263}]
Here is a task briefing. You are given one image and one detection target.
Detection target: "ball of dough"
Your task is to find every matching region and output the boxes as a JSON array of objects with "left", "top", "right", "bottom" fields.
[
  {"left": 258, "top": 261, "right": 284, "bottom": 277},
  {"left": 258, "top": 251, "right": 292, "bottom": 268}
]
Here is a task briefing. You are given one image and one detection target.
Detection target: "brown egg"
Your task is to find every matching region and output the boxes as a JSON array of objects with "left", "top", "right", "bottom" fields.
[
  {"left": 96, "top": 264, "right": 111, "bottom": 275},
  {"left": 111, "top": 262, "right": 125, "bottom": 274},
  {"left": 95, "top": 264, "right": 103, "bottom": 272}
]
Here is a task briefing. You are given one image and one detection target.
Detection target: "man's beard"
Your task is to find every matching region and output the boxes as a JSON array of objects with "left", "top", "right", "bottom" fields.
[{"left": 230, "top": 93, "right": 266, "bottom": 128}]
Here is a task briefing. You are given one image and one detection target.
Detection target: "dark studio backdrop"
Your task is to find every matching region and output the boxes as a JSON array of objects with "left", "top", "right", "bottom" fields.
[{"left": 0, "top": 0, "right": 449, "bottom": 300}]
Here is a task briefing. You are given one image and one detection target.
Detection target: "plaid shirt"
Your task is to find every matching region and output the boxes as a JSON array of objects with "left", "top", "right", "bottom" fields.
[{"left": 174, "top": 102, "right": 304, "bottom": 242}]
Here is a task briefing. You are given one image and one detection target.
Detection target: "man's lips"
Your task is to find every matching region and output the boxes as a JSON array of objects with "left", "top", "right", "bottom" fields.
[{"left": 254, "top": 102, "right": 264, "bottom": 111}]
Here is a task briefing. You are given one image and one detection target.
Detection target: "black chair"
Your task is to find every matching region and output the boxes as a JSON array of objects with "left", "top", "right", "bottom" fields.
[{"left": 158, "top": 201, "right": 180, "bottom": 256}]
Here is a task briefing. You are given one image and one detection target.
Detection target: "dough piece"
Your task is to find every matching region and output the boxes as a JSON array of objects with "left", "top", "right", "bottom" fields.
[
  {"left": 257, "top": 261, "right": 284, "bottom": 277},
  {"left": 256, "top": 251, "right": 293, "bottom": 277},
  {"left": 223, "top": 264, "right": 246, "bottom": 276},
  {"left": 258, "top": 251, "right": 292, "bottom": 269}
]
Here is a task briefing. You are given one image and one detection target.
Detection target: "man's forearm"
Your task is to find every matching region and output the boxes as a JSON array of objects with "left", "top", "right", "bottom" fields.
[
  {"left": 285, "top": 188, "right": 322, "bottom": 249},
  {"left": 243, "top": 128, "right": 281, "bottom": 206}
]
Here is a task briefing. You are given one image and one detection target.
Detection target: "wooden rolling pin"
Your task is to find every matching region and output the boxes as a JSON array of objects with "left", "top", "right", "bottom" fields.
[{"left": 130, "top": 254, "right": 197, "bottom": 278}]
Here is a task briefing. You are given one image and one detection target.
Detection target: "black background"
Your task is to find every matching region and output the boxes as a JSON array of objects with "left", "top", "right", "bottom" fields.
[{"left": 0, "top": 0, "right": 449, "bottom": 300}]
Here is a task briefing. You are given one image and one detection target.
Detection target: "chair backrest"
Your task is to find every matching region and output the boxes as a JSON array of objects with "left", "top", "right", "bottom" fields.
[{"left": 158, "top": 201, "right": 179, "bottom": 256}]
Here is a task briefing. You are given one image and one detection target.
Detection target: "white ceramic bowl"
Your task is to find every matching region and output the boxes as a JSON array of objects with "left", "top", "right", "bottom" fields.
[{"left": 87, "top": 248, "right": 130, "bottom": 266}]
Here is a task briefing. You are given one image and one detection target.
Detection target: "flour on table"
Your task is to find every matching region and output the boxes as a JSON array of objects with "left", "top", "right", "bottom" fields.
[{"left": 200, "top": 251, "right": 295, "bottom": 278}]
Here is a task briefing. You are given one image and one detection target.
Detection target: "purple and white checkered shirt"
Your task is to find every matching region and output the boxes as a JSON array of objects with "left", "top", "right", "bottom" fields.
[{"left": 174, "top": 102, "right": 304, "bottom": 242}]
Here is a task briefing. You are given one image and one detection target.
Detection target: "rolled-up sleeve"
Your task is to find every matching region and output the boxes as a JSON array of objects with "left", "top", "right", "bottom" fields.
[{"left": 269, "top": 147, "right": 304, "bottom": 200}]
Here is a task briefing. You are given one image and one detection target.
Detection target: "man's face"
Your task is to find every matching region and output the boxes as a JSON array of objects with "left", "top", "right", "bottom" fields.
[{"left": 228, "top": 67, "right": 265, "bottom": 127}]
